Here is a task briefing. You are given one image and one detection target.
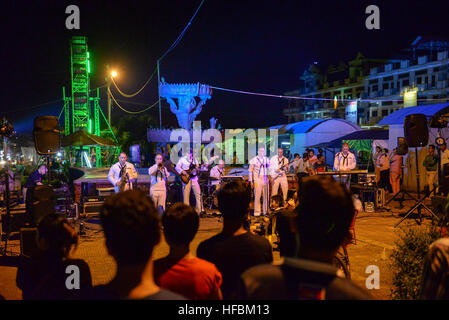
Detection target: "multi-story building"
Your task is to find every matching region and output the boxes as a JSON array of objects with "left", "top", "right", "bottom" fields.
[
  {"left": 284, "top": 37, "right": 449, "bottom": 125},
  {"left": 363, "top": 37, "right": 449, "bottom": 124},
  {"left": 283, "top": 53, "right": 386, "bottom": 124}
]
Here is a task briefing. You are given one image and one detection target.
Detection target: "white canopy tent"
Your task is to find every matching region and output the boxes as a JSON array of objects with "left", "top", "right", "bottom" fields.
[{"left": 271, "top": 118, "right": 361, "bottom": 159}]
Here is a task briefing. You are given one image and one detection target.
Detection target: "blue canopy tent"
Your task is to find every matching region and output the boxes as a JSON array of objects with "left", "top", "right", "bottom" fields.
[
  {"left": 311, "top": 129, "right": 389, "bottom": 149},
  {"left": 306, "top": 129, "right": 389, "bottom": 169},
  {"left": 378, "top": 102, "right": 449, "bottom": 126}
]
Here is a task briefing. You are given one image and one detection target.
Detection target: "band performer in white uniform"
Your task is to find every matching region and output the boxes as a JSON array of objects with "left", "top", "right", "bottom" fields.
[
  {"left": 176, "top": 149, "right": 203, "bottom": 213},
  {"left": 108, "top": 152, "right": 138, "bottom": 193},
  {"left": 209, "top": 159, "right": 225, "bottom": 190},
  {"left": 270, "top": 147, "right": 289, "bottom": 203},
  {"left": 148, "top": 153, "right": 170, "bottom": 211},
  {"left": 333, "top": 143, "right": 356, "bottom": 188},
  {"left": 249, "top": 146, "right": 271, "bottom": 216}
]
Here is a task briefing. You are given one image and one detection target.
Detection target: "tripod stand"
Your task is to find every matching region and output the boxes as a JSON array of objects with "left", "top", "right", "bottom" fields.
[
  {"left": 385, "top": 165, "right": 417, "bottom": 209},
  {"left": 395, "top": 147, "right": 439, "bottom": 228}
]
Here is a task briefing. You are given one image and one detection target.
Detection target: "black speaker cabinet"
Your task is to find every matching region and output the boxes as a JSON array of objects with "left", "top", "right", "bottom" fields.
[
  {"left": 27, "top": 185, "right": 56, "bottom": 226},
  {"left": 20, "top": 227, "right": 41, "bottom": 258},
  {"left": 33, "top": 116, "right": 61, "bottom": 155},
  {"left": 81, "top": 182, "right": 97, "bottom": 197},
  {"left": 404, "top": 114, "right": 429, "bottom": 148}
]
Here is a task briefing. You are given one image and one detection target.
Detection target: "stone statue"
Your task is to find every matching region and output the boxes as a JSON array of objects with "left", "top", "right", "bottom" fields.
[{"left": 160, "top": 82, "right": 212, "bottom": 130}]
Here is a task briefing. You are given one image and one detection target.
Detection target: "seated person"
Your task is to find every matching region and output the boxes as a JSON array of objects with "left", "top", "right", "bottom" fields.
[
  {"left": 85, "top": 190, "right": 184, "bottom": 300},
  {"left": 16, "top": 214, "right": 92, "bottom": 300},
  {"left": 234, "top": 175, "right": 371, "bottom": 300},
  {"left": 154, "top": 203, "right": 223, "bottom": 300},
  {"left": 197, "top": 180, "right": 273, "bottom": 299},
  {"left": 23, "top": 164, "right": 48, "bottom": 207},
  {"left": 209, "top": 159, "right": 225, "bottom": 191}
]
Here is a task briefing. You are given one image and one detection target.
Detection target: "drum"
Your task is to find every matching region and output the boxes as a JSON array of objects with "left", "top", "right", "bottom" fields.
[
  {"left": 202, "top": 183, "right": 219, "bottom": 210},
  {"left": 166, "top": 181, "right": 182, "bottom": 206}
]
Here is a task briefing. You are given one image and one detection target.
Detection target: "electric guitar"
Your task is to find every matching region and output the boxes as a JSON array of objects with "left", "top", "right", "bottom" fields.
[
  {"left": 272, "top": 159, "right": 294, "bottom": 180},
  {"left": 181, "top": 163, "right": 199, "bottom": 184}
]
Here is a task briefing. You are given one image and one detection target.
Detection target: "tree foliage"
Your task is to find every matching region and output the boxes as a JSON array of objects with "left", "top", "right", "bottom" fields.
[{"left": 390, "top": 226, "right": 442, "bottom": 300}]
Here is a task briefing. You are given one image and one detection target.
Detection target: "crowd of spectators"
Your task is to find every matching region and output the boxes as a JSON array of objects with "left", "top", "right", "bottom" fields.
[{"left": 12, "top": 174, "right": 449, "bottom": 300}]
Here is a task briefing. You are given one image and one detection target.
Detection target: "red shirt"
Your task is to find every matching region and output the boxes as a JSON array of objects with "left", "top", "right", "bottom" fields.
[{"left": 154, "top": 257, "right": 222, "bottom": 300}]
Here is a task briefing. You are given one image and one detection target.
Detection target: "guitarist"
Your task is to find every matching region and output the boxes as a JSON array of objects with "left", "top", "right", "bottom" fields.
[
  {"left": 175, "top": 149, "right": 202, "bottom": 214},
  {"left": 108, "top": 152, "right": 138, "bottom": 193},
  {"left": 270, "top": 147, "right": 289, "bottom": 203}
]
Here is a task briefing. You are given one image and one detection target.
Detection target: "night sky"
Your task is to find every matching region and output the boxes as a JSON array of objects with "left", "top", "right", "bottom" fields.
[{"left": 3, "top": 0, "right": 449, "bottom": 133}]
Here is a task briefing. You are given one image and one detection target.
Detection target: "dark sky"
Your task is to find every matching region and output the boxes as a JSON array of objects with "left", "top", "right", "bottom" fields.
[{"left": 2, "top": 0, "right": 449, "bottom": 132}]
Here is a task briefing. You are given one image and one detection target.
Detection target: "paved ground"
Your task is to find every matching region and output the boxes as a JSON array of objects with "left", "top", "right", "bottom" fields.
[{"left": 0, "top": 197, "right": 436, "bottom": 300}]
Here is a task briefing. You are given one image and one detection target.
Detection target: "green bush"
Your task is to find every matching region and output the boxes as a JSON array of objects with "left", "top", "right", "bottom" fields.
[{"left": 390, "top": 226, "right": 442, "bottom": 300}]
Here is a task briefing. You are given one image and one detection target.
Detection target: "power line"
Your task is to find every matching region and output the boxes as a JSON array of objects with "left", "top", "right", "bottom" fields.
[
  {"left": 211, "top": 85, "right": 449, "bottom": 103},
  {"left": 111, "top": 66, "right": 157, "bottom": 98},
  {"left": 4, "top": 98, "right": 64, "bottom": 114},
  {"left": 158, "top": 0, "right": 206, "bottom": 62},
  {"left": 108, "top": 88, "right": 158, "bottom": 114},
  {"left": 110, "top": 1, "right": 205, "bottom": 101}
]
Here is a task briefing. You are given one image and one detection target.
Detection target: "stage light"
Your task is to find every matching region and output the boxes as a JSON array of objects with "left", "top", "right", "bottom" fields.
[{"left": 111, "top": 70, "right": 118, "bottom": 78}]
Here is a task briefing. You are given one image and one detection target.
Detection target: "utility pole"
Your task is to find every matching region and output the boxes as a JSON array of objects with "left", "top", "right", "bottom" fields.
[
  {"left": 107, "top": 80, "right": 112, "bottom": 126},
  {"left": 106, "top": 65, "right": 112, "bottom": 126}
]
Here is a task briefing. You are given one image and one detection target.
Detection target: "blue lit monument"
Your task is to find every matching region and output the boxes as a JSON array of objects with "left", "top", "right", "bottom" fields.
[{"left": 160, "top": 80, "right": 213, "bottom": 130}]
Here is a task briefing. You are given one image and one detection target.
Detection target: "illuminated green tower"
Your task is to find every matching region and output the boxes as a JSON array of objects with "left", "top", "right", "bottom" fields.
[
  {"left": 63, "top": 36, "right": 109, "bottom": 167},
  {"left": 70, "top": 36, "right": 91, "bottom": 132}
]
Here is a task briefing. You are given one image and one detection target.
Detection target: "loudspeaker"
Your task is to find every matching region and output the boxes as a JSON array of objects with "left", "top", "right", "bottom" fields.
[
  {"left": 27, "top": 185, "right": 56, "bottom": 226},
  {"left": 33, "top": 116, "right": 61, "bottom": 155},
  {"left": 404, "top": 114, "right": 429, "bottom": 147},
  {"left": 397, "top": 137, "right": 409, "bottom": 155},
  {"left": 20, "top": 227, "right": 41, "bottom": 258},
  {"left": 81, "top": 182, "right": 97, "bottom": 197}
]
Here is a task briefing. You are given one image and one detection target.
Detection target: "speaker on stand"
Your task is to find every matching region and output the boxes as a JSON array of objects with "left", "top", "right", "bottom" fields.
[
  {"left": 33, "top": 116, "right": 61, "bottom": 183},
  {"left": 395, "top": 114, "right": 438, "bottom": 227}
]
